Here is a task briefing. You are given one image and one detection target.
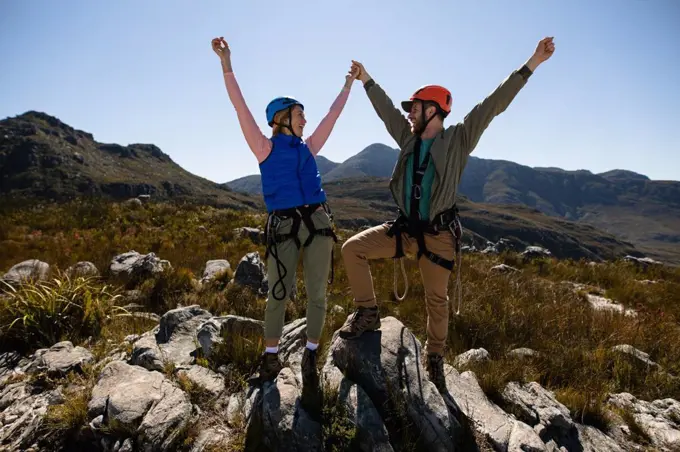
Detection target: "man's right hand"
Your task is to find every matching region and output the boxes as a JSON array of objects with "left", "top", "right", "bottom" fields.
[{"left": 351, "top": 60, "right": 371, "bottom": 84}]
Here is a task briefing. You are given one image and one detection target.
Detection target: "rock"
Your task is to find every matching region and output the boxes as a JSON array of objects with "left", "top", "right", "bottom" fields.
[
  {"left": 607, "top": 392, "right": 680, "bottom": 450},
  {"left": 328, "top": 316, "right": 460, "bottom": 451},
  {"left": 490, "top": 264, "right": 520, "bottom": 274},
  {"left": 233, "top": 251, "right": 267, "bottom": 294},
  {"left": 522, "top": 246, "right": 552, "bottom": 260},
  {"left": 88, "top": 361, "right": 192, "bottom": 452},
  {"left": 586, "top": 294, "right": 637, "bottom": 317},
  {"left": 507, "top": 348, "right": 540, "bottom": 359},
  {"left": 610, "top": 344, "right": 659, "bottom": 369},
  {"left": 453, "top": 348, "right": 490, "bottom": 368},
  {"left": 623, "top": 255, "right": 663, "bottom": 269},
  {"left": 1, "top": 259, "right": 50, "bottom": 285},
  {"left": 322, "top": 357, "right": 394, "bottom": 452},
  {"left": 196, "top": 315, "right": 264, "bottom": 359},
  {"left": 233, "top": 227, "right": 265, "bottom": 244},
  {"left": 0, "top": 352, "right": 26, "bottom": 386},
  {"left": 199, "top": 259, "right": 231, "bottom": 285},
  {"left": 138, "top": 194, "right": 151, "bottom": 203},
  {"left": 123, "top": 198, "right": 143, "bottom": 208},
  {"left": 502, "top": 382, "right": 574, "bottom": 431},
  {"left": 65, "top": 261, "right": 99, "bottom": 278},
  {"left": 176, "top": 365, "right": 225, "bottom": 397},
  {"left": 130, "top": 305, "right": 212, "bottom": 371},
  {"left": 190, "top": 426, "right": 232, "bottom": 451},
  {"left": 443, "top": 365, "right": 546, "bottom": 452},
  {"left": 109, "top": 251, "right": 170, "bottom": 284},
  {"left": 0, "top": 382, "right": 64, "bottom": 450},
  {"left": 24, "top": 341, "right": 94, "bottom": 376},
  {"left": 261, "top": 367, "right": 322, "bottom": 452}
]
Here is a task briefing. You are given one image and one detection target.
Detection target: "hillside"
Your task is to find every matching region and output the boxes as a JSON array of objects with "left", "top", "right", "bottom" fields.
[
  {"left": 0, "top": 111, "right": 259, "bottom": 210},
  {"left": 0, "top": 111, "right": 663, "bottom": 263},
  {"left": 226, "top": 142, "right": 679, "bottom": 263}
]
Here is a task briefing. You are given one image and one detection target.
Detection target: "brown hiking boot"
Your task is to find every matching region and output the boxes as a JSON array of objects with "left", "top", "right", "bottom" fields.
[
  {"left": 300, "top": 347, "right": 321, "bottom": 421},
  {"left": 338, "top": 306, "right": 381, "bottom": 340},
  {"left": 426, "top": 352, "right": 446, "bottom": 393},
  {"left": 251, "top": 352, "right": 283, "bottom": 383}
]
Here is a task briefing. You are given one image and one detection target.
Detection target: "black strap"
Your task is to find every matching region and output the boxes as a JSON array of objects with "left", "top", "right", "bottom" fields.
[{"left": 264, "top": 203, "right": 338, "bottom": 301}]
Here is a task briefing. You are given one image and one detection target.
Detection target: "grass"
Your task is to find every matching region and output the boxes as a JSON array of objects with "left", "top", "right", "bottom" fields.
[{"left": 1, "top": 198, "right": 679, "bottom": 448}]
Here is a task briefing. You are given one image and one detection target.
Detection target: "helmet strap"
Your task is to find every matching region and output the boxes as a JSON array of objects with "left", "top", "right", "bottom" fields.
[
  {"left": 272, "top": 106, "right": 300, "bottom": 138},
  {"left": 416, "top": 101, "right": 438, "bottom": 136}
]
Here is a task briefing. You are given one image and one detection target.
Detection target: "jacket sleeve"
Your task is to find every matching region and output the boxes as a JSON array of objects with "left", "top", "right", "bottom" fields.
[
  {"left": 363, "top": 79, "right": 413, "bottom": 148},
  {"left": 460, "top": 66, "right": 532, "bottom": 155}
]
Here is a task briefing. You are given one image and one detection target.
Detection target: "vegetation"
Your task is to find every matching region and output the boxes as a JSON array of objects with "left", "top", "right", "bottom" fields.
[{"left": 1, "top": 198, "right": 679, "bottom": 448}]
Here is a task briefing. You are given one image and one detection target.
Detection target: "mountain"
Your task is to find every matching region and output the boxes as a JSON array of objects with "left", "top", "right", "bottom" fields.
[
  {"left": 224, "top": 155, "right": 340, "bottom": 195},
  {"left": 225, "top": 142, "right": 679, "bottom": 263},
  {"left": 0, "top": 111, "right": 667, "bottom": 263},
  {"left": 0, "top": 111, "right": 259, "bottom": 210}
]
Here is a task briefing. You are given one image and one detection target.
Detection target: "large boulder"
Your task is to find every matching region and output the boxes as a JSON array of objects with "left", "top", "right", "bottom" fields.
[{"left": 1, "top": 259, "right": 50, "bottom": 285}]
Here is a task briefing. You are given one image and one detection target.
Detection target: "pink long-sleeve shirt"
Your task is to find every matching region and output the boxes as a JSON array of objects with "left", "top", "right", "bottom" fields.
[{"left": 222, "top": 71, "right": 351, "bottom": 164}]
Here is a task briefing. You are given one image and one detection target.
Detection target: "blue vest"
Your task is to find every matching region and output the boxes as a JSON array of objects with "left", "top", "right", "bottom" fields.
[{"left": 259, "top": 133, "right": 327, "bottom": 212}]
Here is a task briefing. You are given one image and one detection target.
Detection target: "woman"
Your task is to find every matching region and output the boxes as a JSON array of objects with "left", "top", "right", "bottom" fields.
[{"left": 211, "top": 36, "right": 357, "bottom": 393}]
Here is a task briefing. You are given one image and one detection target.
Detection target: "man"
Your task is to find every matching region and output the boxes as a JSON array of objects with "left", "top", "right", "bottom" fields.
[{"left": 339, "top": 37, "right": 555, "bottom": 390}]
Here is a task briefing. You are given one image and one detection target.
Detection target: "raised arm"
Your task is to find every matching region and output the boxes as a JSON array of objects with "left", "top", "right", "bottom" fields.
[
  {"left": 461, "top": 37, "right": 555, "bottom": 155},
  {"left": 351, "top": 60, "right": 413, "bottom": 149},
  {"left": 305, "top": 67, "right": 356, "bottom": 155},
  {"left": 212, "top": 37, "right": 272, "bottom": 163}
]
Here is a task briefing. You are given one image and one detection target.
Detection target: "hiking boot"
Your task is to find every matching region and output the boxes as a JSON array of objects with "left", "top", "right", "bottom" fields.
[
  {"left": 426, "top": 352, "right": 446, "bottom": 393},
  {"left": 251, "top": 352, "right": 283, "bottom": 383},
  {"left": 300, "top": 347, "right": 322, "bottom": 421},
  {"left": 338, "top": 306, "right": 381, "bottom": 340}
]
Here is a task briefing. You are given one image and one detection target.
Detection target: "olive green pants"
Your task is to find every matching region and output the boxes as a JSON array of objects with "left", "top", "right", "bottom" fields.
[{"left": 264, "top": 208, "right": 335, "bottom": 342}]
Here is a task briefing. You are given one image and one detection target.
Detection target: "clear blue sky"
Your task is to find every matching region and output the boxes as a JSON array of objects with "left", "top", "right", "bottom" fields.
[{"left": 1, "top": 0, "right": 679, "bottom": 183}]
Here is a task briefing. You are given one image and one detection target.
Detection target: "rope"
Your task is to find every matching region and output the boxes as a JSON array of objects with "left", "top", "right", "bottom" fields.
[{"left": 393, "top": 257, "right": 409, "bottom": 301}]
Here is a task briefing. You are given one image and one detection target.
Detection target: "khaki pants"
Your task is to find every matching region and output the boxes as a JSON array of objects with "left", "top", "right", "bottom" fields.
[
  {"left": 264, "top": 208, "right": 334, "bottom": 342},
  {"left": 341, "top": 223, "right": 455, "bottom": 355}
]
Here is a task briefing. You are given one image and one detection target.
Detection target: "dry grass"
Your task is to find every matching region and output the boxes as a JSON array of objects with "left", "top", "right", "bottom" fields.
[{"left": 2, "top": 198, "right": 679, "bottom": 439}]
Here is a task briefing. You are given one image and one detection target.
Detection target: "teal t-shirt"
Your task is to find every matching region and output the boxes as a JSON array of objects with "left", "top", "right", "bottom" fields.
[{"left": 403, "top": 138, "right": 435, "bottom": 221}]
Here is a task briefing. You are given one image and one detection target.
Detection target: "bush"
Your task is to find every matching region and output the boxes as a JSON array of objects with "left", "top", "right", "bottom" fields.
[{"left": 0, "top": 273, "right": 125, "bottom": 353}]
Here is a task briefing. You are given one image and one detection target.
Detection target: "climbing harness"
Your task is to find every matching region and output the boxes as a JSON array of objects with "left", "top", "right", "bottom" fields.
[
  {"left": 385, "top": 135, "right": 464, "bottom": 316},
  {"left": 263, "top": 202, "right": 338, "bottom": 301}
]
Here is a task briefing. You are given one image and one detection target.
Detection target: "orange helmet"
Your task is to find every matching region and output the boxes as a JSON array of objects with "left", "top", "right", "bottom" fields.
[{"left": 401, "top": 85, "right": 452, "bottom": 117}]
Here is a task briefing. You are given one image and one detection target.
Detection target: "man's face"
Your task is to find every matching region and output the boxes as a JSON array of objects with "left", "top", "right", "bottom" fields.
[{"left": 408, "top": 101, "right": 435, "bottom": 134}]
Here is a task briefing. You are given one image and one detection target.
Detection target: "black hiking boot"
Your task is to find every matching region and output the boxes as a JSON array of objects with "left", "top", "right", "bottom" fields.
[
  {"left": 338, "top": 306, "right": 381, "bottom": 340},
  {"left": 426, "top": 352, "right": 446, "bottom": 393},
  {"left": 300, "top": 347, "right": 322, "bottom": 421},
  {"left": 250, "top": 351, "right": 283, "bottom": 384}
]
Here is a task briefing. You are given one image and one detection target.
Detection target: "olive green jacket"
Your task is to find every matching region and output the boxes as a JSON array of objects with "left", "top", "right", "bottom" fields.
[{"left": 363, "top": 66, "right": 532, "bottom": 221}]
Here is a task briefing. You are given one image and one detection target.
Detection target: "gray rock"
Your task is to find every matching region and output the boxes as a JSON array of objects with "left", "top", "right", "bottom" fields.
[
  {"left": 0, "top": 382, "right": 64, "bottom": 450},
  {"left": 329, "top": 316, "right": 460, "bottom": 451},
  {"left": 233, "top": 251, "right": 267, "bottom": 294},
  {"left": 199, "top": 259, "right": 231, "bottom": 285},
  {"left": 109, "top": 251, "right": 170, "bottom": 283},
  {"left": 87, "top": 361, "right": 192, "bottom": 452},
  {"left": 65, "top": 261, "right": 99, "bottom": 278},
  {"left": 522, "top": 246, "right": 552, "bottom": 259},
  {"left": 490, "top": 264, "right": 520, "bottom": 274},
  {"left": 233, "top": 227, "right": 265, "bottom": 244},
  {"left": 502, "top": 382, "right": 574, "bottom": 431},
  {"left": 453, "top": 348, "right": 490, "bottom": 368},
  {"left": 190, "top": 426, "right": 232, "bottom": 451},
  {"left": 176, "top": 365, "right": 225, "bottom": 396},
  {"left": 196, "top": 315, "right": 264, "bottom": 358},
  {"left": 443, "top": 365, "right": 546, "bottom": 452},
  {"left": 507, "top": 348, "right": 540, "bottom": 359},
  {"left": 1, "top": 259, "right": 50, "bottom": 285},
  {"left": 322, "top": 357, "right": 393, "bottom": 452},
  {"left": 607, "top": 392, "right": 680, "bottom": 450},
  {"left": 611, "top": 344, "right": 659, "bottom": 368},
  {"left": 261, "top": 367, "right": 322, "bottom": 452},
  {"left": 130, "top": 305, "right": 212, "bottom": 371},
  {"left": 25, "top": 341, "right": 94, "bottom": 376}
]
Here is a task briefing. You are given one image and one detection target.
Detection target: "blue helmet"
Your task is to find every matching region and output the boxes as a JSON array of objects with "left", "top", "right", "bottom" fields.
[{"left": 266, "top": 96, "right": 304, "bottom": 126}]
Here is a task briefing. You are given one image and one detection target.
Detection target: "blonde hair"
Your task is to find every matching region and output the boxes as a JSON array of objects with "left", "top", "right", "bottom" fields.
[{"left": 272, "top": 108, "right": 291, "bottom": 136}]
